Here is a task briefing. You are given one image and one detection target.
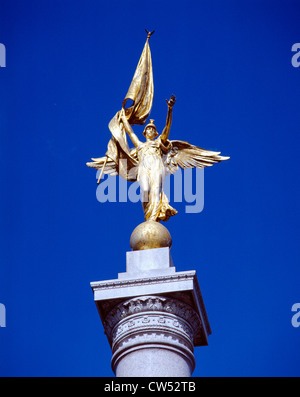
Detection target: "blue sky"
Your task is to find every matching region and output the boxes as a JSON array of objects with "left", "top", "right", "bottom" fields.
[{"left": 0, "top": 0, "right": 300, "bottom": 376}]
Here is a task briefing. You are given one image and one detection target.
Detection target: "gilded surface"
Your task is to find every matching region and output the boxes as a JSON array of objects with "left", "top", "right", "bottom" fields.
[
  {"left": 87, "top": 32, "right": 229, "bottom": 222},
  {"left": 130, "top": 221, "right": 172, "bottom": 250}
]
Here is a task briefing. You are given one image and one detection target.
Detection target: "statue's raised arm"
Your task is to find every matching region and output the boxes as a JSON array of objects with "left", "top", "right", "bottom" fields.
[
  {"left": 121, "top": 111, "right": 141, "bottom": 148},
  {"left": 160, "top": 95, "right": 176, "bottom": 144}
]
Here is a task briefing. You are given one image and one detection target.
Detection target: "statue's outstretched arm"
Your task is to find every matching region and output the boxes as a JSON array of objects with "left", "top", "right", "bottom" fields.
[
  {"left": 121, "top": 112, "right": 141, "bottom": 148},
  {"left": 160, "top": 95, "right": 176, "bottom": 144}
]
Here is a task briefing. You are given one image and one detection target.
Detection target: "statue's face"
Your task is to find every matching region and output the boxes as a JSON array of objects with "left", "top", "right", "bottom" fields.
[{"left": 145, "top": 126, "right": 156, "bottom": 140}]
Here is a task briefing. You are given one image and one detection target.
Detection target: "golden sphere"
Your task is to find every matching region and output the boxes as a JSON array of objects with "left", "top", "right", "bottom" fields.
[{"left": 130, "top": 221, "right": 172, "bottom": 251}]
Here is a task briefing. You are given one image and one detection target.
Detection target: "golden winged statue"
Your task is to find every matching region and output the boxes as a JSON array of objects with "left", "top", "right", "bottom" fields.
[{"left": 87, "top": 32, "right": 229, "bottom": 222}]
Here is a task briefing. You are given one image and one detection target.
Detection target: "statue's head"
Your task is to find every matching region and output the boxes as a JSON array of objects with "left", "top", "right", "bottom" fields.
[{"left": 143, "top": 119, "right": 159, "bottom": 140}]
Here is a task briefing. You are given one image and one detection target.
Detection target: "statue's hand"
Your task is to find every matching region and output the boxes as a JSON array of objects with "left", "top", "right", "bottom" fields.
[{"left": 166, "top": 95, "right": 176, "bottom": 109}]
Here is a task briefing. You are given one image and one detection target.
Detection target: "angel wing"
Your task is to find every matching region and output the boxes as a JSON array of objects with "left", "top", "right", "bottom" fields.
[
  {"left": 86, "top": 147, "right": 139, "bottom": 182},
  {"left": 164, "top": 140, "right": 229, "bottom": 175},
  {"left": 86, "top": 156, "right": 118, "bottom": 175}
]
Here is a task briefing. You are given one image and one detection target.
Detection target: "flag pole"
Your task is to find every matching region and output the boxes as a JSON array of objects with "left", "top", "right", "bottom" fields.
[{"left": 97, "top": 156, "right": 108, "bottom": 184}]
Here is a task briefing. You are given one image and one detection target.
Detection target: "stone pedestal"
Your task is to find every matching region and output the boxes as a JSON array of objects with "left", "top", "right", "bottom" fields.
[{"left": 90, "top": 247, "right": 211, "bottom": 377}]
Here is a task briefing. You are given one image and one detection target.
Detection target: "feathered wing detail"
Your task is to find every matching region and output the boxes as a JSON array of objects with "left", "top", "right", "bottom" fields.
[
  {"left": 164, "top": 140, "right": 230, "bottom": 175},
  {"left": 86, "top": 156, "right": 118, "bottom": 175},
  {"left": 86, "top": 147, "right": 139, "bottom": 182}
]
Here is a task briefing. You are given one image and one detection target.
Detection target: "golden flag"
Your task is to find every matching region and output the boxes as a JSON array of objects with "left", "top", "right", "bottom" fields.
[
  {"left": 104, "top": 35, "right": 154, "bottom": 179},
  {"left": 87, "top": 34, "right": 154, "bottom": 182},
  {"left": 122, "top": 36, "right": 154, "bottom": 126}
]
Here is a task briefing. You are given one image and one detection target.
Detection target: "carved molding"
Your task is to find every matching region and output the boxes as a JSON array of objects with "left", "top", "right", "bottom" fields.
[
  {"left": 91, "top": 270, "right": 211, "bottom": 343},
  {"left": 112, "top": 312, "right": 194, "bottom": 351},
  {"left": 103, "top": 295, "right": 202, "bottom": 373},
  {"left": 104, "top": 295, "right": 202, "bottom": 345},
  {"left": 92, "top": 271, "right": 198, "bottom": 293},
  {"left": 110, "top": 311, "right": 196, "bottom": 373}
]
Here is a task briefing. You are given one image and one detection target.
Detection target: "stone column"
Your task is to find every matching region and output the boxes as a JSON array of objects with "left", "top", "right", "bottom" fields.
[
  {"left": 106, "top": 295, "right": 200, "bottom": 377},
  {"left": 91, "top": 246, "right": 211, "bottom": 377}
]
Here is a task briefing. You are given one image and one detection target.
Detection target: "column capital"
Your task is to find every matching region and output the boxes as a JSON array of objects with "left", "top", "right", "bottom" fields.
[{"left": 108, "top": 295, "right": 198, "bottom": 376}]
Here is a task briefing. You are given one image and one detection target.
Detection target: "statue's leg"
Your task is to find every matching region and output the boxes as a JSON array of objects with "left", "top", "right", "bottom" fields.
[
  {"left": 147, "top": 173, "right": 163, "bottom": 221},
  {"left": 138, "top": 173, "right": 151, "bottom": 218}
]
